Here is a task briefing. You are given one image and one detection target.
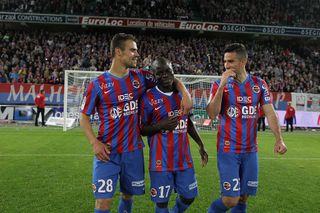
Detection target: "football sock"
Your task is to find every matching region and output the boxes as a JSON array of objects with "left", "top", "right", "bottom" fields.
[
  {"left": 118, "top": 197, "right": 133, "bottom": 213},
  {"left": 231, "top": 202, "right": 247, "bottom": 213},
  {"left": 208, "top": 198, "right": 229, "bottom": 213},
  {"left": 171, "top": 197, "right": 190, "bottom": 213},
  {"left": 94, "top": 209, "right": 110, "bottom": 213}
]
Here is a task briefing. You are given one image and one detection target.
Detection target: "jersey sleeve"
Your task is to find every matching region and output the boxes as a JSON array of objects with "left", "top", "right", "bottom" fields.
[
  {"left": 141, "top": 69, "right": 157, "bottom": 89},
  {"left": 207, "top": 80, "right": 220, "bottom": 105},
  {"left": 260, "top": 79, "right": 272, "bottom": 106},
  {"left": 80, "top": 81, "right": 99, "bottom": 115}
]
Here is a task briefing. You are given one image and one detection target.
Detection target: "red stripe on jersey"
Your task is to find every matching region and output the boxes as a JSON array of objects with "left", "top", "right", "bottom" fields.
[
  {"left": 138, "top": 99, "right": 146, "bottom": 150},
  {"left": 251, "top": 77, "right": 260, "bottom": 151},
  {"left": 210, "top": 82, "right": 221, "bottom": 152},
  {"left": 154, "top": 134, "right": 163, "bottom": 172},
  {"left": 223, "top": 87, "right": 231, "bottom": 153},
  {"left": 173, "top": 94, "right": 184, "bottom": 169},
  {"left": 185, "top": 138, "right": 193, "bottom": 168},
  {"left": 97, "top": 75, "right": 113, "bottom": 148},
  {"left": 162, "top": 95, "right": 174, "bottom": 171},
  {"left": 147, "top": 93, "right": 163, "bottom": 172},
  {"left": 131, "top": 71, "right": 145, "bottom": 100},
  {"left": 112, "top": 78, "right": 124, "bottom": 153},
  {"left": 234, "top": 85, "right": 242, "bottom": 154},
  {"left": 167, "top": 132, "right": 174, "bottom": 171},
  {"left": 124, "top": 76, "right": 135, "bottom": 152},
  {"left": 132, "top": 72, "right": 146, "bottom": 149},
  {"left": 217, "top": 114, "right": 221, "bottom": 152},
  {"left": 244, "top": 81, "right": 253, "bottom": 152},
  {"left": 82, "top": 82, "right": 93, "bottom": 114}
]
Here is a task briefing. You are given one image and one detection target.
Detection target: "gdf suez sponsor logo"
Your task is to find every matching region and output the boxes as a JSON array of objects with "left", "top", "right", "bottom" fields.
[
  {"left": 109, "top": 100, "right": 138, "bottom": 119},
  {"left": 227, "top": 106, "right": 257, "bottom": 118},
  {"left": 242, "top": 106, "right": 257, "bottom": 118}
]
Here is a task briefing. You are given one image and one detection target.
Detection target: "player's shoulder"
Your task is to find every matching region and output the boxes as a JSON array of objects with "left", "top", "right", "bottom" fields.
[
  {"left": 213, "top": 79, "right": 221, "bottom": 86},
  {"left": 144, "top": 86, "right": 157, "bottom": 96},
  {"left": 129, "top": 68, "right": 150, "bottom": 76},
  {"left": 249, "top": 75, "right": 264, "bottom": 84},
  {"left": 88, "top": 71, "right": 109, "bottom": 88},
  {"left": 128, "top": 68, "right": 141, "bottom": 74}
]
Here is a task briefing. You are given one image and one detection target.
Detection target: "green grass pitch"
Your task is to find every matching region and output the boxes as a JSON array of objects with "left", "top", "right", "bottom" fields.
[{"left": 0, "top": 126, "right": 319, "bottom": 213}]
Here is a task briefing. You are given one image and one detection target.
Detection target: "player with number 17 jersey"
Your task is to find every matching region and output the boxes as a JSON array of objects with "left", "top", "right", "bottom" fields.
[
  {"left": 81, "top": 68, "right": 156, "bottom": 154},
  {"left": 140, "top": 87, "right": 193, "bottom": 172}
]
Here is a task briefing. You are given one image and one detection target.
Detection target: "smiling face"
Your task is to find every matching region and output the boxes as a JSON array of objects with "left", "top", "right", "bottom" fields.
[
  {"left": 116, "top": 39, "right": 139, "bottom": 69},
  {"left": 152, "top": 58, "right": 174, "bottom": 92}
]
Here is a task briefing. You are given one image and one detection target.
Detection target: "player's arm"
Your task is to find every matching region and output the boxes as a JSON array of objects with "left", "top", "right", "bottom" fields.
[
  {"left": 262, "top": 104, "right": 287, "bottom": 155},
  {"left": 206, "top": 70, "right": 235, "bottom": 119},
  {"left": 187, "top": 115, "right": 208, "bottom": 167},
  {"left": 80, "top": 113, "right": 110, "bottom": 161},
  {"left": 206, "top": 83, "right": 223, "bottom": 119},
  {"left": 141, "top": 116, "right": 178, "bottom": 136},
  {"left": 173, "top": 78, "right": 193, "bottom": 114}
]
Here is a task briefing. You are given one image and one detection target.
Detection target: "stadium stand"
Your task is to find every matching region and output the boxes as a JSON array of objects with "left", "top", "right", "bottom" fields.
[
  {"left": 0, "top": 30, "right": 319, "bottom": 93},
  {"left": 1, "top": 0, "right": 319, "bottom": 27}
]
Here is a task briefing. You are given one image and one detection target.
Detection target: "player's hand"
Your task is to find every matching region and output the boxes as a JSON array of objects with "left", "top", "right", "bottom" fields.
[
  {"left": 199, "top": 146, "right": 208, "bottom": 167},
  {"left": 92, "top": 140, "right": 110, "bottom": 161},
  {"left": 158, "top": 116, "right": 179, "bottom": 131},
  {"left": 181, "top": 93, "right": 193, "bottom": 114},
  {"left": 274, "top": 140, "right": 287, "bottom": 155},
  {"left": 219, "top": 70, "right": 236, "bottom": 87}
]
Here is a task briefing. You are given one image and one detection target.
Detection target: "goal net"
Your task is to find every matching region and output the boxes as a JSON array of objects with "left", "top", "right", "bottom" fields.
[{"left": 63, "top": 70, "right": 220, "bottom": 131}]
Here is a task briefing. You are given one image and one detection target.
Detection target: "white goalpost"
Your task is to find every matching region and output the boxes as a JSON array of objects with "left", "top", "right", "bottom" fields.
[{"left": 63, "top": 70, "right": 220, "bottom": 131}]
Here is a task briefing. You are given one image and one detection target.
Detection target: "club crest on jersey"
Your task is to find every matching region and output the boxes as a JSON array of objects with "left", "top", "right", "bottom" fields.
[
  {"left": 227, "top": 106, "right": 240, "bottom": 118},
  {"left": 223, "top": 182, "right": 231, "bottom": 191},
  {"left": 156, "top": 160, "right": 162, "bottom": 167},
  {"left": 252, "top": 85, "right": 260, "bottom": 93},
  {"left": 132, "top": 80, "right": 140, "bottom": 89},
  {"left": 151, "top": 188, "right": 157, "bottom": 197},
  {"left": 92, "top": 184, "right": 97, "bottom": 193}
]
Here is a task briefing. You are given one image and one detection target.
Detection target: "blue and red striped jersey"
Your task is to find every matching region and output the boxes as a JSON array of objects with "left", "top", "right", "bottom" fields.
[
  {"left": 208, "top": 75, "right": 272, "bottom": 153},
  {"left": 140, "top": 86, "right": 193, "bottom": 172},
  {"left": 81, "top": 69, "right": 156, "bottom": 154}
]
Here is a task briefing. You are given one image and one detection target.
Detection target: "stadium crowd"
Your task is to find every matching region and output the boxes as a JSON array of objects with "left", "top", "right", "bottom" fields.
[
  {"left": 1, "top": 0, "right": 319, "bottom": 28},
  {"left": 0, "top": 30, "right": 319, "bottom": 93}
]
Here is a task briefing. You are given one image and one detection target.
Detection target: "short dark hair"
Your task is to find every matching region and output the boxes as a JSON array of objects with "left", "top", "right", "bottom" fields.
[
  {"left": 110, "top": 33, "right": 137, "bottom": 57},
  {"left": 224, "top": 43, "right": 248, "bottom": 59},
  {"left": 151, "top": 57, "right": 173, "bottom": 72}
]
